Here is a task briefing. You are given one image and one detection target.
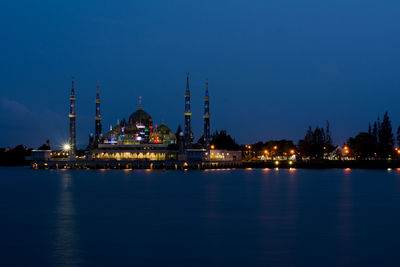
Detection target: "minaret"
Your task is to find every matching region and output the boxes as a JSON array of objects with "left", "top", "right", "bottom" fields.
[
  {"left": 184, "top": 73, "right": 192, "bottom": 149},
  {"left": 69, "top": 77, "right": 77, "bottom": 152},
  {"left": 94, "top": 81, "right": 102, "bottom": 145},
  {"left": 203, "top": 78, "right": 210, "bottom": 150}
]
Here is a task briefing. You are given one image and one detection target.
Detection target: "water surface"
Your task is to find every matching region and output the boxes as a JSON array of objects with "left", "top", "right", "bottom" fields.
[{"left": 1, "top": 167, "right": 400, "bottom": 266}]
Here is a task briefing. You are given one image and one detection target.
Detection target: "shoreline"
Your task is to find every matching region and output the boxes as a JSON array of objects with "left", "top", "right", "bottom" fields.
[{"left": 19, "top": 160, "right": 400, "bottom": 170}]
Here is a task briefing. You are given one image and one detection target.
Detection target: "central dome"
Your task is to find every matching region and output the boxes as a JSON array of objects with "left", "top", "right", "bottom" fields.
[{"left": 129, "top": 107, "right": 152, "bottom": 126}]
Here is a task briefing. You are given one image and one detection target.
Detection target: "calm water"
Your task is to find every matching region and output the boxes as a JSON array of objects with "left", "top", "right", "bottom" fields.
[{"left": 1, "top": 167, "right": 400, "bottom": 266}]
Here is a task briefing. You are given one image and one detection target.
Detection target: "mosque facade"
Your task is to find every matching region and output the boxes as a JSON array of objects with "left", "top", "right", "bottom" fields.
[{"left": 68, "top": 74, "right": 213, "bottom": 162}]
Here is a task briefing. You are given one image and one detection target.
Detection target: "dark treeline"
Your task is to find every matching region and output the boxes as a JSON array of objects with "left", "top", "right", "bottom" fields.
[
  {"left": 298, "top": 121, "right": 334, "bottom": 159},
  {"left": 244, "top": 112, "right": 400, "bottom": 161},
  {"left": 0, "top": 145, "right": 32, "bottom": 166},
  {"left": 197, "top": 130, "right": 240, "bottom": 150},
  {"left": 347, "top": 112, "right": 394, "bottom": 160}
]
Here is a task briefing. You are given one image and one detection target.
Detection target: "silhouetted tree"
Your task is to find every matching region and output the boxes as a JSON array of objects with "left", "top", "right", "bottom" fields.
[
  {"left": 378, "top": 112, "right": 394, "bottom": 158},
  {"left": 211, "top": 130, "right": 239, "bottom": 150},
  {"left": 38, "top": 139, "right": 51, "bottom": 150},
  {"left": 397, "top": 126, "right": 400, "bottom": 148},
  {"left": 298, "top": 124, "right": 333, "bottom": 159},
  {"left": 348, "top": 132, "right": 374, "bottom": 160}
]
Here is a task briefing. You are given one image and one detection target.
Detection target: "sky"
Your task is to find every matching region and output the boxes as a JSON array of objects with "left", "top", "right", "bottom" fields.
[{"left": 1, "top": 0, "right": 400, "bottom": 148}]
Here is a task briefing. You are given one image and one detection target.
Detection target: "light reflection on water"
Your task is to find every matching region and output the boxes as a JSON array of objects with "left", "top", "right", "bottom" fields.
[{"left": 52, "top": 171, "right": 79, "bottom": 267}]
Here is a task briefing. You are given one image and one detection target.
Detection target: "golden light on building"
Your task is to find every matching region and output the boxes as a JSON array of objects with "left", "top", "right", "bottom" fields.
[
  {"left": 273, "top": 146, "right": 278, "bottom": 150},
  {"left": 290, "top": 149, "right": 295, "bottom": 154},
  {"left": 210, "top": 145, "right": 215, "bottom": 149}
]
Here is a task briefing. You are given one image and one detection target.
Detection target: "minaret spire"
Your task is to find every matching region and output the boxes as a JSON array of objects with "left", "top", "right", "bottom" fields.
[
  {"left": 139, "top": 96, "right": 142, "bottom": 109},
  {"left": 69, "top": 76, "right": 77, "bottom": 154},
  {"left": 184, "top": 72, "right": 192, "bottom": 149},
  {"left": 203, "top": 78, "right": 210, "bottom": 151},
  {"left": 94, "top": 80, "right": 102, "bottom": 146}
]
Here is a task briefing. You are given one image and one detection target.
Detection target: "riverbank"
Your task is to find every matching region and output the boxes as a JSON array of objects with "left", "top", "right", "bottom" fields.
[{"left": 24, "top": 159, "right": 400, "bottom": 170}]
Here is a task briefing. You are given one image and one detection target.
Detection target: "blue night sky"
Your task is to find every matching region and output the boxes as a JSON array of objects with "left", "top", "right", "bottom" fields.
[{"left": 1, "top": 0, "right": 400, "bottom": 148}]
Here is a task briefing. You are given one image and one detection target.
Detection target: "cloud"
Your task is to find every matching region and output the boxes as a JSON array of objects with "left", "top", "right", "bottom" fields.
[{"left": 0, "top": 97, "right": 64, "bottom": 147}]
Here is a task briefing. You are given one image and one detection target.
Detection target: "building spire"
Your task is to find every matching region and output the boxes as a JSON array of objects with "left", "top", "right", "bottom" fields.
[
  {"left": 139, "top": 96, "right": 142, "bottom": 109},
  {"left": 186, "top": 72, "right": 190, "bottom": 91},
  {"left": 93, "top": 80, "right": 102, "bottom": 147},
  {"left": 184, "top": 73, "right": 192, "bottom": 149},
  {"left": 71, "top": 76, "right": 75, "bottom": 95},
  {"left": 69, "top": 77, "right": 77, "bottom": 154},
  {"left": 203, "top": 77, "right": 210, "bottom": 150},
  {"left": 96, "top": 80, "right": 100, "bottom": 98},
  {"left": 205, "top": 77, "right": 209, "bottom": 95}
]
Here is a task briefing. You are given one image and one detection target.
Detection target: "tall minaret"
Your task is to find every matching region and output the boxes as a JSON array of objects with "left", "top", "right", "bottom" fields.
[
  {"left": 203, "top": 78, "right": 210, "bottom": 150},
  {"left": 184, "top": 73, "right": 192, "bottom": 149},
  {"left": 94, "top": 81, "right": 102, "bottom": 145},
  {"left": 69, "top": 77, "right": 77, "bottom": 152}
]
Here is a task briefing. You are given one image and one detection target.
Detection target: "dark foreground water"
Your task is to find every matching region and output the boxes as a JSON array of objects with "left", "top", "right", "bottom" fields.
[{"left": 1, "top": 168, "right": 400, "bottom": 267}]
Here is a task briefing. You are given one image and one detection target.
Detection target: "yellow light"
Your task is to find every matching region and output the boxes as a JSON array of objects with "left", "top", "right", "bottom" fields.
[
  {"left": 63, "top": 144, "right": 71, "bottom": 151},
  {"left": 290, "top": 149, "right": 295, "bottom": 154},
  {"left": 275, "top": 161, "right": 279, "bottom": 165},
  {"left": 210, "top": 145, "right": 215, "bottom": 150},
  {"left": 344, "top": 168, "right": 351, "bottom": 171},
  {"left": 344, "top": 146, "right": 348, "bottom": 150},
  {"left": 397, "top": 150, "right": 400, "bottom": 154},
  {"left": 289, "top": 161, "right": 293, "bottom": 165},
  {"left": 264, "top": 150, "right": 268, "bottom": 154},
  {"left": 273, "top": 146, "right": 278, "bottom": 150}
]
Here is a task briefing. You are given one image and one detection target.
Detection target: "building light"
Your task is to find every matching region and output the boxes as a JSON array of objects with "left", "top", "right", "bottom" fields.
[
  {"left": 63, "top": 144, "right": 71, "bottom": 151},
  {"left": 290, "top": 149, "right": 295, "bottom": 154},
  {"left": 210, "top": 145, "right": 215, "bottom": 149}
]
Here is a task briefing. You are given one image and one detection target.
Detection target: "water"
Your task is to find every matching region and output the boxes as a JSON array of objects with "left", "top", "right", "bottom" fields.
[{"left": 1, "top": 167, "right": 400, "bottom": 266}]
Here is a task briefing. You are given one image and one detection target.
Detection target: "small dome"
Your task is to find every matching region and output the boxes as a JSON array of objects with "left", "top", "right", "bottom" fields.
[
  {"left": 150, "top": 123, "right": 176, "bottom": 144},
  {"left": 157, "top": 123, "right": 171, "bottom": 134}
]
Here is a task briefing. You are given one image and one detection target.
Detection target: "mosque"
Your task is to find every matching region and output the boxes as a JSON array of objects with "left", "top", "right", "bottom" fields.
[
  {"left": 31, "top": 74, "right": 242, "bottom": 168},
  {"left": 65, "top": 74, "right": 238, "bottom": 164}
]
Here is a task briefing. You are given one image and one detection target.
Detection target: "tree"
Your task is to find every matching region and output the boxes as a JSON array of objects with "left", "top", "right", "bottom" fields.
[
  {"left": 298, "top": 124, "right": 333, "bottom": 159},
  {"left": 325, "top": 121, "right": 332, "bottom": 147},
  {"left": 211, "top": 130, "right": 239, "bottom": 150},
  {"left": 348, "top": 132, "right": 374, "bottom": 160},
  {"left": 397, "top": 126, "right": 400, "bottom": 148},
  {"left": 378, "top": 111, "right": 394, "bottom": 158}
]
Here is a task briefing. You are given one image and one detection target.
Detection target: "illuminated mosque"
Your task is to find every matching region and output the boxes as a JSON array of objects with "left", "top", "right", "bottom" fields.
[
  {"left": 31, "top": 73, "right": 241, "bottom": 168},
  {"left": 67, "top": 74, "right": 218, "bottom": 162}
]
